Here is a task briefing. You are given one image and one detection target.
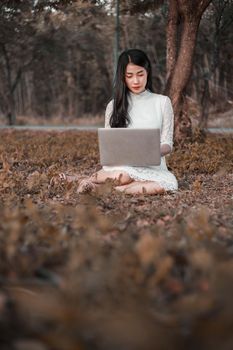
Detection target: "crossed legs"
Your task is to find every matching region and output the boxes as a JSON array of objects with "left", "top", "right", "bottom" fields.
[
  {"left": 77, "top": 169, "right": 133, "bottom": 193},
  {"left": 51, "top": 169, "right": 164, "bottom": 195},
  {"left": 77, "top": 169, "right": 164, "bottom": 195}
]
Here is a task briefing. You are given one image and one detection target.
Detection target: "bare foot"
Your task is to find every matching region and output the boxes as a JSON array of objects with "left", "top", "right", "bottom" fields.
[
  {"left": 77, "top": 179, "right": 99, "bottom": 194},
  {"left": 115, "top": 181, "right": 165, "bottom": 195},
  {"left": 114, "top": 181, "right": 136, "bottom": 192}
]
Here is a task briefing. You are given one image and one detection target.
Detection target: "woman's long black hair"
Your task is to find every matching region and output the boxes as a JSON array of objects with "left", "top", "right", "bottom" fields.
[{"left": 109, "top": 49, "right": 154, "bottom": 128}]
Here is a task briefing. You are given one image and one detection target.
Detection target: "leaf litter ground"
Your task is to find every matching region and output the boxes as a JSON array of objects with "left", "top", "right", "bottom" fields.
[{"left": 0, "top": 130, "right": 233, "bottom": 350}]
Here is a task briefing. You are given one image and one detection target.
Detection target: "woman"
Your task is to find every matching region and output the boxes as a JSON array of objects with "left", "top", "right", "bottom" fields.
[{"left": 57, "top": 49, "right": 178, "bottom": 195}]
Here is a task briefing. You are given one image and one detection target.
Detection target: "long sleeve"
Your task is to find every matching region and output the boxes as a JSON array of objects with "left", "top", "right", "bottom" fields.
[
  {"left": 105, "top": 100, "right": 113, "bottom": 128},
  {"left": 160, "top": 97, "right": 174, "bottom": 151}
]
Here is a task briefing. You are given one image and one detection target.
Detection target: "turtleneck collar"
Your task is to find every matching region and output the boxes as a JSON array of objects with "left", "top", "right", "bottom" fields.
[{"left": 129, "top": 89, "right": 150, "bottom": 99}]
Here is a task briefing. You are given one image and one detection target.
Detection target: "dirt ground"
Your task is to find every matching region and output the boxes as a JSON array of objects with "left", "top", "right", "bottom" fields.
[{"left": 0, "top": 130, "right": 233, "bottom": 350}]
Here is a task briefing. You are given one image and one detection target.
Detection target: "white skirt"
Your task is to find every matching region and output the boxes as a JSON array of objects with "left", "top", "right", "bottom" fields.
[{"left": 103, "top": 157, "right": 178, "bottom": 191}]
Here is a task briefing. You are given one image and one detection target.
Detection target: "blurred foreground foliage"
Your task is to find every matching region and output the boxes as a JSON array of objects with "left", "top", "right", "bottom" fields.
[{"left": 0, "top": 130, "right": 233, "bottom": 350}]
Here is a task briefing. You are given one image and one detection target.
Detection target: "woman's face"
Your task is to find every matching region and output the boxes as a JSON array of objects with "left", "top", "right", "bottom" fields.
[{"left": 125, "top": 63, "right": 148, "bottom": 94}]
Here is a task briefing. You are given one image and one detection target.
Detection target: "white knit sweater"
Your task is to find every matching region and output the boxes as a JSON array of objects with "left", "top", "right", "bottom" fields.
[{"left": 103, "top": 90, "right": 178, "bottom": 191}]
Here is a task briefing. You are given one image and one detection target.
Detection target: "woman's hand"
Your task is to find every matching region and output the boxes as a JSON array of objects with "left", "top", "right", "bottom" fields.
[{"left": 160, "top": 144, "right": 171, "bottom": 157}]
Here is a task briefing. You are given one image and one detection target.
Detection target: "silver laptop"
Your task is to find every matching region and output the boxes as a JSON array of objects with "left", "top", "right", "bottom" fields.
[{"left": 98, "top": 128, "right": 161, "bottom": 166}]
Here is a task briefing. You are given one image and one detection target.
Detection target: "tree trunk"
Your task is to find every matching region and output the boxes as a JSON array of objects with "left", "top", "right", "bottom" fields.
[
  {"left": 0, "top": 43, "right": 24, "bottom": 124},
  {"left": 165, "top": 0, "right": 212, "bottom": 145},
  {"left": 7, "top": 95, "right": 16, "bottom": 125}
]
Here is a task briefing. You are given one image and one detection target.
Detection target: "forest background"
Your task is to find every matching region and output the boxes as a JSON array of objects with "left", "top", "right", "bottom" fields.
[{"left": 0, "top": 0, "right": 232, "bottom": 132}]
